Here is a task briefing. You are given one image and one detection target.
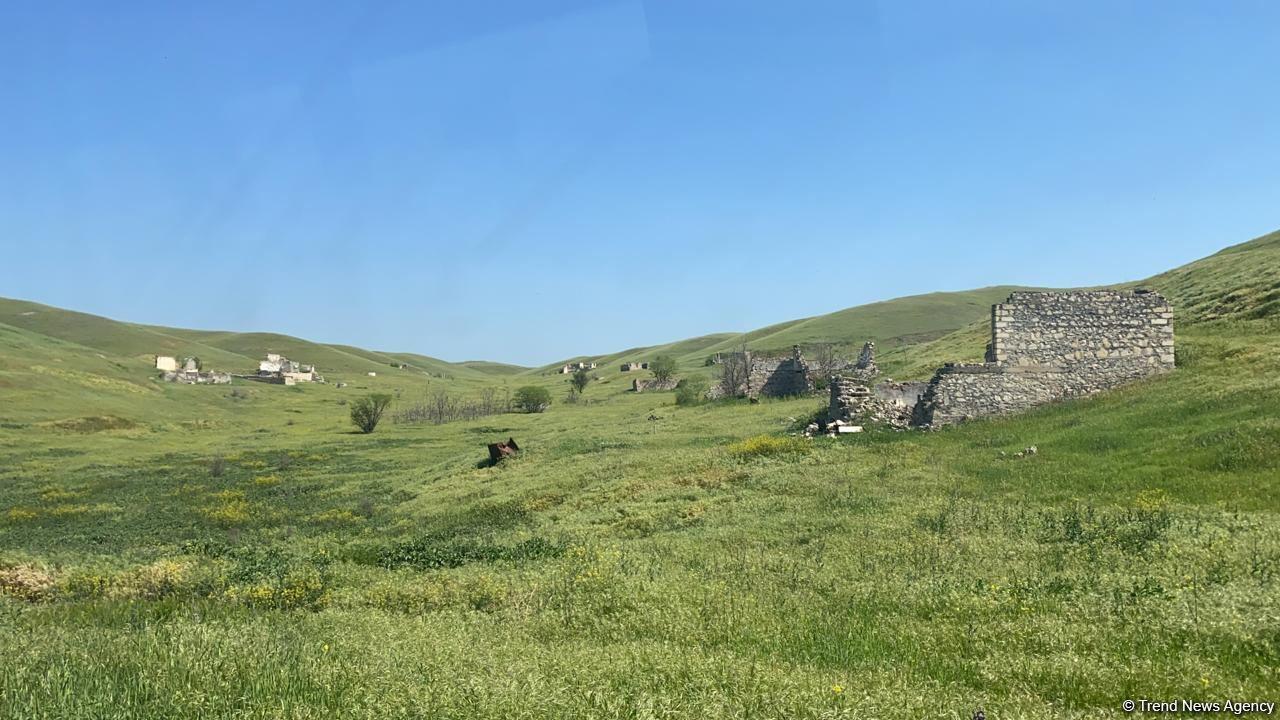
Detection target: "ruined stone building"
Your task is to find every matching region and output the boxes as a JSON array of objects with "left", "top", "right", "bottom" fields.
[
  {"left": 155, "top": 355, "right": 230, "bottom": 385},
  {"left": 632, "top": 377, "right": 679, "bottom": 393},
  {"left": 253, "top": 353, "right": 323, "bottom": 385},
  {"left": 914, "top": 290, "right": 1174, "bottom": 425},
  {"left": 559, "top": 361, "right": 597, "bottom": 374},
  {"left": 708, "top": 345, "right": 814, "bottom": 399},
  {"left": 827, "top": 290, "right": 1175, "bottom": 427}
]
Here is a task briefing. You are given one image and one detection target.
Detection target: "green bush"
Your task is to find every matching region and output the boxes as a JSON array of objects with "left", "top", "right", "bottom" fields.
[
  {"left": 675, "top": 376, "right": 709, "bottom": 406},
  {"left": 514, "top": 386, "right": 551, "bottom": 413},
  {"left": 350, "top": 393, "right": 392, "bottom": 434}
]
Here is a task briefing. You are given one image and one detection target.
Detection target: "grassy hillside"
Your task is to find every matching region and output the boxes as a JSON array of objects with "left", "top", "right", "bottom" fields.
[
  {"left": 534, "top": 286, "right": 1032, "bottom": 379},
  {"left": 1142, "top": 228, "right": 1280, "bottom": 321},
  {"left": 451, "top": 360, "right": 530, "bottom": 376},
  {"left": 698, "top": 285, "right": 1035, "bottom": 356},
  {"left": 876, "top": 228, "right": 1280, "bottom": 381},
  {"left": 0, "top": 231, "right": 1277, "bottom": 718}
]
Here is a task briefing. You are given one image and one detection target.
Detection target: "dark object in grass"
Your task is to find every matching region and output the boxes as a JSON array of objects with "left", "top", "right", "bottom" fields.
[{"left": 487, "top": 437, "right": 520, "bottom": 467}]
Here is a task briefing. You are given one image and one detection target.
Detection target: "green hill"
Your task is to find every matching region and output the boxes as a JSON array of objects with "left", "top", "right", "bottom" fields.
[
  {"left": 876, "top": 228, "right": 1280, "bottom": 380},
  {"left": 534, "top": 286, "right": 1034, "bottom": 376}
]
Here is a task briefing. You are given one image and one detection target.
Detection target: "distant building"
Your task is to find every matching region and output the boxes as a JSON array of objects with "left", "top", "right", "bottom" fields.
[
  {"left": 560, "top": 361, "right": 597, "bottom": 374},
  {"left": 250, "top": 353, "right": 323, "bottom": 384},
  {"left": 157, "top": 355, "right": 229, "bottom": 385}
]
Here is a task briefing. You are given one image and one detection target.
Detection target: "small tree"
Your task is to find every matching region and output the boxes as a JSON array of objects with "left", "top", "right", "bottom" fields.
[
  {"left": 570, "top": 367, "right": 591, "bottom": 394},
  {"left": 649, "top": 355, "right": 677, "bottom": 383},
  {"left": 350, "top": 393, "right": 392, "bottom": 434},
  {"left": 675, "top": 376, "right": 709, "bottom": 406},
  {"left": 513, "top": 386, "right": 552, "bottom": 413},
  {"left": 718, "top": 346, "right": 750, "bottom": 398}
]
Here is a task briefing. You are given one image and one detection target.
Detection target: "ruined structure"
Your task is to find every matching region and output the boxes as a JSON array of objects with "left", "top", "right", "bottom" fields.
[
  {"left": 914, "top": 290, "right": 1174, "bottom": 425},
  {"left": 708, "top": 345, "right": 814, "bottom": 399},
  {"left": 251, "top": 353, "right": 323, "bottom": 385},
  {"left": 559, "top": 361, "right": 597, "bottom": 374},
  {"left": 620, "top": 361, "right": 649, "bottom": 372},
  {"left": 825, "top": 290, "right": 1175, "bottom": 428},
  {"left": 156, "top": 356, "right": 230, "bottom": 385},
  {"left": 840, "top": 341, "right": 879, "bottom": 384},
  {"left": 632, "top": 377, "right": 679, "bottom": 393}
]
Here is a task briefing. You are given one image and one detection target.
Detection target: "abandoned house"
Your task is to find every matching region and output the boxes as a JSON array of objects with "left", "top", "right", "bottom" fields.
[
  {"left": 250, "top": 353, "right": 323, "bottom": 385},
  {"left": 827, "top": 290, "right": 1175, "bottom": 428},
  {"left": 559, "top": 361, "right": 597, "bottom": 374},
  {"left": 155, "top": 355, "right": 230, "bottom": 385},
  {"left": 710, "top": 345, "right": 814, "bottom": 399}
]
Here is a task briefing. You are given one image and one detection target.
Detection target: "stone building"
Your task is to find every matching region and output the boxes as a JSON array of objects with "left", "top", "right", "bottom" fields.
[
  {"left": 252, "top": 353, "right": 323, "bottom": 384},
  {"left": 914, "top": 290, "right": 1173, "bottom": 425},
  {"left": 632, "top": 377, "right": 679, "bottom": 393},
  {"left": 826, "top": 290, "right": 1175, "bottom": 428},
  {"left": 157, "top": 355, "right": 230, "bottom": 385},
  {"left": 712, "top": 345, "right": 814, "bottom": 399}
]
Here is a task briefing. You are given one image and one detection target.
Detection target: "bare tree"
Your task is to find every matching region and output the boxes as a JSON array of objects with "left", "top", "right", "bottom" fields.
[
  {"left": 718, "top": 345, "right": 750, "bottom": 398},
  {"left": 809, "top": 342, "right": 843, "bottom": 381}
]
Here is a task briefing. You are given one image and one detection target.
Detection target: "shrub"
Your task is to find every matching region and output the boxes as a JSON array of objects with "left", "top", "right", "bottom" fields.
[
  {"left": 728, "top": 434, "right": 811, "bottom": 459},
  {"left": 209, "top": 455, "right": 226, "bottom": 477},
  {"left": 675, "top": 376, "right": 709, "bottom": 406},
  {"left": 649, "top": 355, "right": 677, "bottom": 382},
  {"left": 513, "top": 386, "right": 551, "bottom": 413},
  {"left": 350, "top": 393, "right": 392, "bottom": 433},
  {"left": 570, "top": 367, "right": 591, "bottom": 394}
]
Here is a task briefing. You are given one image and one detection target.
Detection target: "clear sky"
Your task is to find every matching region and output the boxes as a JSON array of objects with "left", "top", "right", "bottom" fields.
[{"left": 2, "top": 1, "right": 1278, "bottom": 366}]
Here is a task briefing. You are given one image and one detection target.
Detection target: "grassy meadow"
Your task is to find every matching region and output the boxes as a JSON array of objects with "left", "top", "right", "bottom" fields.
[{"left": 1, "top": 233, "right": 1279, "bottom": 718}]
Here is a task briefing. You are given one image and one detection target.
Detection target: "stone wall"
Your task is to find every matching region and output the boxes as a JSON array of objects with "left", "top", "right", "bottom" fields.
[
  {"left": 917, "top": 290, "right": 1175, "bottom": 426},
  {"left": 874, "top": 380, "right": 930, "bottom": 408},
  {"left": 745, "top": 345, "right": 813, "bottom": 398},
  {"left": 914, "top": 364, "right": 1064, "bottom": 425},
  {"left": 990, "top": 290, "right": 1174, "bottom": 396},
  {"left": 632, "top": 377, "right": 679, "bottom": 393}
]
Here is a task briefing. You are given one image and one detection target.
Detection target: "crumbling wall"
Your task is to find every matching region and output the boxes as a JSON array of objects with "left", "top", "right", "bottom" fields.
[
  {"left": 828, "top": 377, "right": 916, "bottom": 429},
  {"left": 746, "top": 346, "right": 813, "bottom": 398},
  {"left": 991, "top": 290, "right": 1174, "bottom": 396},
  {"left": 633, "top": 377, "right": 679, "bottom": 393},
  {"left": 914, "top": 364, "right": 1064, "bottom": 425},
  {"left": 874, "top": 380, "right": 929, "bottom": 408},
  {"left": 918, "top": 290, "right": 1175, "bottom": 426}
]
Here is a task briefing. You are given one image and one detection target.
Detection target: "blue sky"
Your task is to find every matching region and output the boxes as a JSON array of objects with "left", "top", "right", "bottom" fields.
[{"left": 2, "top": 1, "right": 1278, "bottom": 365}]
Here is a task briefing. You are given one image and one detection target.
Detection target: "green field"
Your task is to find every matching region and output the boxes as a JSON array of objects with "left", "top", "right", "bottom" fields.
[{"left": 1, "top": 232, "right": 1278, "bottom": 718}]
